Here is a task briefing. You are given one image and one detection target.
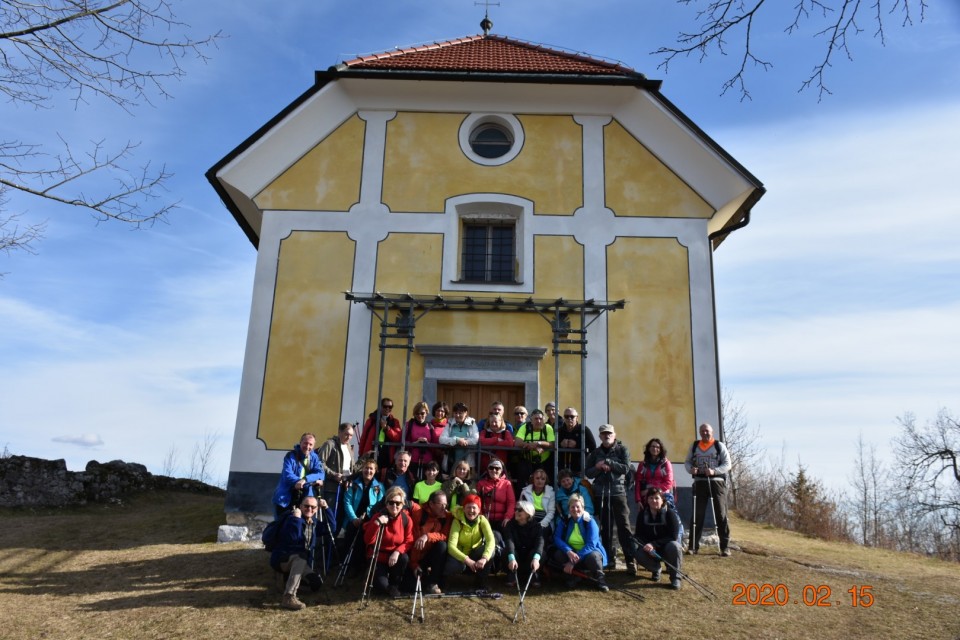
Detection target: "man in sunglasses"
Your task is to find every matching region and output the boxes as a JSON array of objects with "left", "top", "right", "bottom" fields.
[
  {"left": 271, "top": 495, "right": 325, "bottom": 610},
  {"left": 359, "top": 397, "right": 401, "bottom": 471}
]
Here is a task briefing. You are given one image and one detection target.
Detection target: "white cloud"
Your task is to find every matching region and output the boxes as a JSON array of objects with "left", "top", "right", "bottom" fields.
[{"left": 52, "top": 434, "right": 104, "bottom": 447}]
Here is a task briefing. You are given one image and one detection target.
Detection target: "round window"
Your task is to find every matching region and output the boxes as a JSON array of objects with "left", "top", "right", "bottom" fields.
[
  {"left": 459, "top": 114, "right": 523, "bottom": 166},
  {"left": 469, "top": 123, "right": 513, "bottom": 159}
]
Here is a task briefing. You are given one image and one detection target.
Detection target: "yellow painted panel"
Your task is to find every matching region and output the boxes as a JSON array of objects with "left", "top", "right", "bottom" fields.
[
  {"left": 382, "top": 113, "right": 582, "bottom": 215},
  {"left": 534, "top": 235, "right": 584, "bottom": 406},
  {"left": 365, "top": 233, "right": 444, "bottom": 413},
  {"left": 604, "top": 120, "right": 714, "bottom": 219},
  {"left": 254, "top": 115, "right": 364, "bottom": 211},
  {"left": 606, "top": 237, "right": 695, "bottom": 461},
  {"left": 260, "top": 232, "right": 355, "bottom": 448}
]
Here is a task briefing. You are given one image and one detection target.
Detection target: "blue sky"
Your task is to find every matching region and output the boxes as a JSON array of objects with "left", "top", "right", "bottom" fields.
[{"left": 1, "top": 1, "right": 958, "bottom": 490}]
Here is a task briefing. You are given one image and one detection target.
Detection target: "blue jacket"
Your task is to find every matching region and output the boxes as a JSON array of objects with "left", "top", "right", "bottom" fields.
[
  {"left": 269, "top": 513, "right": 319, "bottom": 570},
  {"left": 343, "top": 476, "right": 384, "bottom": 521},
  {"left": 272, "top": 445, "right": 325, "bottom": 510},
  {"left": 556, "top": 478, "right": 595, "bottom": 516},
  {"left": 553, "top": 512, "right": 607, "bottom": 566}
]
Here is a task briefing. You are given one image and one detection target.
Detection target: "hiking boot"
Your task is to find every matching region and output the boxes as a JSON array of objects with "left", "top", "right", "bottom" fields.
[
  {"left": 670, "top": 576, "right": 682, "bottom": 590},
  {"left": 531, "top": 574, "right": 542, "bottom": 588},
  {"left": 305, "top": 572, "right": 323, "bottom": 592},
  {"left": 686, "top": 547, "right": 698, "bottom": 555},
  {"left": 281, "top": 593, "right": 306, "bottom": 610},
  {"left": 721, "top": 548, "right": 732, "bottom": 557},
  {"left": 427, "top": 584, "right": 442, "bottom": 595},
  {"left": 505, "top": 577, "right": 517, "bottom": 588},
  {"left": 598, "top": 582, "right": 610, "bottom": 593},
  {"left": 651, "top": 570, "right": 661, "bottom": 583},
  {"left": 626, "top": 561, "right": 638, "bottom": 576},
  {"left": 388, "top": 585, "right": 401, "bottom": 598}
]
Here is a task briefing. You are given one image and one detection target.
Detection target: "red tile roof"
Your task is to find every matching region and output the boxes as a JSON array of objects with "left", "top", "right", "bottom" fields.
[{"left": 341, "top": 34, "right": 638, "bottom": 76}]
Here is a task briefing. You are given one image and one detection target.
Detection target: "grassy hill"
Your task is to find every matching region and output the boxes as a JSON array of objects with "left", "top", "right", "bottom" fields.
[{"left": 1, "top": 492, "right": 958, "bottom": 640}]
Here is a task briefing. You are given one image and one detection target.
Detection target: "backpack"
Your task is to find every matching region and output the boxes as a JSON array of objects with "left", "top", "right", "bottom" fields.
[{"left": 261, "top": 512, "right": 289, "bottom": 552}]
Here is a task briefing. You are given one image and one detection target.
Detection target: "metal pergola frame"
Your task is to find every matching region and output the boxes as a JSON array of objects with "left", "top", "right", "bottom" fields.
[{"left": 346, "top": 292, "right": 625, "bottom": 482}]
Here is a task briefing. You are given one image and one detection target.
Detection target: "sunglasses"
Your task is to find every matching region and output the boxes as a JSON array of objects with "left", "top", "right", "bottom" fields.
[
  {"left": 488, "top": 466, "right": 501, "bottom": 471},
  {"left": 382, "top": 404, "right": 393, "bottom": 409},
  {"left": 387, "top": 500, "right": 403, "bottom": 506}
]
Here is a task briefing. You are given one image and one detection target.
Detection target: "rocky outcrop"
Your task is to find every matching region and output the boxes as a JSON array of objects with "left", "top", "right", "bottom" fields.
[{"left": 0, "top": 455, "right": 223, "bottom": 508}]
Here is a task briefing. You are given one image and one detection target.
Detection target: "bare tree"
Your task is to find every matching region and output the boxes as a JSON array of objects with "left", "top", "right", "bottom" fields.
[
  {"left": 720, "top": 387, "right": 763, "bottom": 510},
  {"left": 654, "top": 0, "right": 928, "bottom": 101},
  {"left": 0, "top": 1, "right": 219, "bottom": 257},
  {"left": 894, "top": 409, "right": 960, "bottom": 536},
  {"left": 160, "top": 443, "right": 179, "bottom": 478},
  {"left": 187, "top": 430, "right": 219, "bottom": 486},
  {"left": 848, "top": 433, "right": 890, "bottom": 547}
]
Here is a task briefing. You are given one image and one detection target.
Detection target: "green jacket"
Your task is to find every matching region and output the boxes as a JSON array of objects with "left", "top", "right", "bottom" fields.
[{"left": 448, "top": 506, "right": 495, "bottom": 562}]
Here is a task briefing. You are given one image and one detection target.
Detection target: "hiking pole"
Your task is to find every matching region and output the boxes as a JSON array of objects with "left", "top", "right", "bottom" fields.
[
  {"left": 512, "top": 569, "right": 534, "bottom": 623},
  {"left": 705, "top": 476, "right": 721, "bottom": 554},
  {"left": 335, "top": 522, "right": 363, "bottom": 587},
  {"left": 688, "top": 479, "right": 698, "bottom": 554},
  {"left": 409, "top": 571, "right": 425, "bottom": 623},
  {"left": 321, "top": 507, "right": 340, "bottom": 574},
  {"left": 359, "top": 523, "right": 385, "bottom": 609},
  {"left": 546, "top": 561, "right": 645, "bottom": 602},
  {"left": 649, "top": 550, "right": 718, "bottom": 601}
]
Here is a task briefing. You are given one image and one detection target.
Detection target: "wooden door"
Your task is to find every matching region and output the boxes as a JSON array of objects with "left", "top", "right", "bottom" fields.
[{"left": 436, "top": 382, "right": 525, "bottom": 424}]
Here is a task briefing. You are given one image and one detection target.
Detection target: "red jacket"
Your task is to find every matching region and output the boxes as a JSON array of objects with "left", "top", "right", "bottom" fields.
[
  {"left": 362, "top": 509, "right": 414, "bottom": 561},
  {"left": 478, "top": 428, "right": 514, "bottom": 471},
  {"left": 408, "top": 502, "right": 452, "bottom": 569},
  {"left": 476, "top": 475, "right": 515, "bottom": 525},
  {"left": 359, "top": 411, "right": 401, "bottom": 458}
]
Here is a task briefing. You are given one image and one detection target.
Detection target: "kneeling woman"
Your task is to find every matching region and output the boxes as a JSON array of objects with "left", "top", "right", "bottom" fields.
[
  {"left": 551, "top": 493, "right": 608, "bottom": 591},
  {"left": 632, "top": 487, "right": 684, "bottom": 590},
  {"left": 363, "top": 486, "right": 414, "bottom": 597}
]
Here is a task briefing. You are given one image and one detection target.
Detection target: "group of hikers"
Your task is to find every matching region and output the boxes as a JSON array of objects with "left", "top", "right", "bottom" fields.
[{"left": 267, "top": 398, "right": 731, "bottom": 611}]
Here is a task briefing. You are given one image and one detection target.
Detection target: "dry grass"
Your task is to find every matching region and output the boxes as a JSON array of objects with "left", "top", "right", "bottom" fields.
[{"left": 1, "top": 493, "right": 959, "bottom": 640}]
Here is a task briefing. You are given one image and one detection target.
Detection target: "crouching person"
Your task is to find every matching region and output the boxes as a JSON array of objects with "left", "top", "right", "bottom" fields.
[
  {"left": 271, "top": 495, "right": 326, "bottom": 610},
  {"left": 445, "top": 493, "right": 497, "bottom": 590},
  {"left": 551, "top": 493, "right": 608, "bottom": 592},
  {"left": 363, "top": 486, "right": 414, "bottom": 597},
  {"left": 632, "top": 487, "right": 684, "bottom": 590},
  {"left": 504, "top": 500, "right": 543, "bottom": 589},
  {"left": 408, "top": 490, "right": 452, "bottom": 594}
]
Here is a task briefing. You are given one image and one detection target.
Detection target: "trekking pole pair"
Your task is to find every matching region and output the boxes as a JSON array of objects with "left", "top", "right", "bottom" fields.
[
  {"left": 409, "top": 571, "right": 425, "bottom": 623},
  {"left": 511, "top": 570, "right": 535, "bottom": 623},
  {"left": 648, "top": 549, "right": 718, "bottom": 601},
  {"left": 689, "top": 476, "right": 721, "bottom": 554},
  {"left": 359, "top": 522, "right": 386, "bottom": 608}
]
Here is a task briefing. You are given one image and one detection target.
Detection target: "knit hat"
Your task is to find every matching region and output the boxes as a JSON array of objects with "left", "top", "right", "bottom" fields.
[{"left": 462, "top": 493, "right": 482, "bottom": 509}]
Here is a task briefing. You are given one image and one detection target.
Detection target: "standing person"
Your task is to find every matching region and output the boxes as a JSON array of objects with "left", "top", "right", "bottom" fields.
[
  {"left": 445, "top": 493, "right": 497, "bottom": 590},
  {"left": 341, "top": 457, "right": 384, "bottom": 573},
  {"left": 441, "top": 459, "right": 475, "bottom": 511},
  {"left": 556, "top": 407, "right": 597, "bottom": 476},
  {"left": 409, "top": 490, "right": 452, "bottom": 594},
  {"left": 476, "top": 457, "right": 516, "bottom": 533},
  {"left": 412, "top": 460, "right": 443, "bottom": 505},
  {"left": 271, "top": 433, "right": 325, "bottom": 521},
  {"left": 551, "top": 493, "right": 609, "bottom": 592},
  {"left": 503, "top": 501, "right": 543, "bottom": 588},
  {"left": 438, "top": 402, "right": 478, "bottom": 475},
  {"left": 316, "top": 422, "right": 355, "bottom": 533},
  {"left": 519, "top": 468, "right": 556, "bottom": 533},
  {"left": 429, "top": 401, "right": 450, "bottom": 465},
  {"left": 636, "top": 438, "right": 676, "bottom": 506},
  {"left": 271, "top": 495, "right": 325, "bottom": 610},
  {"left": 684, "top": 422, "right": 732, "bottom": 556},
  {"left": 382, "top": 449, "right": 416, "bottom": 503},
  {"left": 477, "top": 400, "right": 514, "bottom": 434},
  {"left": 478, "top": 412, "right": 514, "bottom": 472},
  {"left": 359, "top": 397, "right": 402, "bottom": 471},
  {"left": 544, "top": 402, "right": 559, "bottom": 429},
  {"left": 632, "top": 487, "right": 684, "bottom": 590},
  {"left": 585, "top": 424, "right": 635, "bottom": 574},
  {"left": 363, "top": 486, "right": 414, "bottom": 597},
  {"left": 404, "top": 401, "right": 438, "bottom": 479},
  {"left": 556, "top": 468, "right": 595, "bottom": 517},
  {"left": 512, "top": 406, "right": 529, "bottom": 431},
  {"left": 513, "top": 408, "right": 555, "bottom": 486}
]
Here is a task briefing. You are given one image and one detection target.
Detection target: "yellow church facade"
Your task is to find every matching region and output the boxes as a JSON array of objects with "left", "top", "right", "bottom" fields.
[{"left": 208, "top": 35, "right": 763, "bottom": 514}]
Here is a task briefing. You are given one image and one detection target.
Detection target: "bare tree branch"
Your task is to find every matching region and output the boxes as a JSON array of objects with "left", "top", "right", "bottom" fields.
[
  {"left": 654, "top": 0, "right": 928, "bottom": 101},
  {"left": 0, "top": 1, "right": 220, "bottom": 262}
]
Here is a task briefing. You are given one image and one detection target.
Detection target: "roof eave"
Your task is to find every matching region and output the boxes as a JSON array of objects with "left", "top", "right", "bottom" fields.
[{"left": 318, "top": 67, "right": 662, "bottom": 91}]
